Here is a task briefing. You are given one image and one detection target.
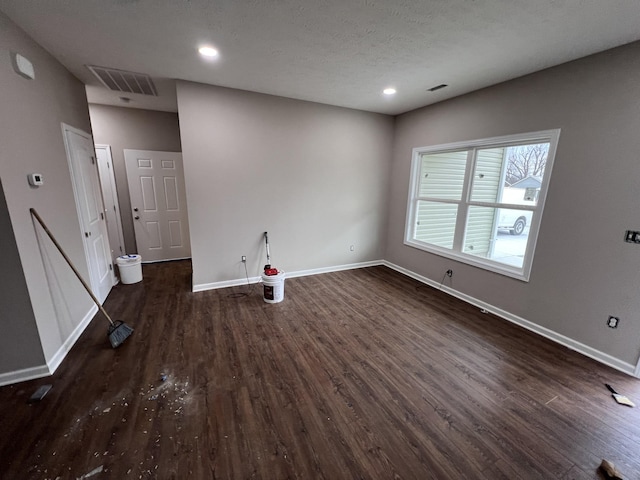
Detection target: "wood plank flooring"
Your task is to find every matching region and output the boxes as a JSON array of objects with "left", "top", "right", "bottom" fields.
[{"left": 1, "top": 261, "right": 639, "bottom": 479}]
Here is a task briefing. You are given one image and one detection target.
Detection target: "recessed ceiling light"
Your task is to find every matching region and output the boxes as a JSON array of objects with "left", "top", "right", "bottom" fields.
[
  {"left": 198, "top": 46, "right": 219, "bottom": 58},
  {"left": 383, "top": 87, "right": 397, "bottom": 95}
]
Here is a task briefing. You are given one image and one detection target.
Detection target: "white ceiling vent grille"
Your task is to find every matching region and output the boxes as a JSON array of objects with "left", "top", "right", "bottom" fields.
[{"left": 87, "top": 65, "right": 158, "bottom": 96}]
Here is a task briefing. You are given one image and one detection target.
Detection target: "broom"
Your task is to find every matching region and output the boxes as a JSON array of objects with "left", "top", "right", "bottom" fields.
[{"left": 30, "top": 208, "right": 134, "bottom": 348}]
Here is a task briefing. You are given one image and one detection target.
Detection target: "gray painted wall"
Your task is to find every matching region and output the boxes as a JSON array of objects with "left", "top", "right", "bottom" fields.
[
  {"left": 176, "top": 81, "right": 394, "bottom": 288},
  {"left": 0, "top": 179, "right": 45, "bottom": 371},
  {"left": 386, "top": 41, "right": 640, "bottom": 366},
  {"left": 88, "top": 104, "right": 182, "bottom": 254},
  {"left": 0, "top": 11, "right": 94, "bottom": 370}
]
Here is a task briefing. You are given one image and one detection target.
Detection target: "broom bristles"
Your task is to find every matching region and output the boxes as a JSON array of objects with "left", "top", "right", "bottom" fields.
[{"left": 108, "top": 320, "right": 134, "bottom": 348}]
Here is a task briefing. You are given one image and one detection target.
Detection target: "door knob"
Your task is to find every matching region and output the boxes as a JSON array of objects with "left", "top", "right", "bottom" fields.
[
  {"left": 134, "top": 216, "right": 140, "bottom": 220},
  {"left": 133, "top": 208, "right": 139, "bottom": 212}
]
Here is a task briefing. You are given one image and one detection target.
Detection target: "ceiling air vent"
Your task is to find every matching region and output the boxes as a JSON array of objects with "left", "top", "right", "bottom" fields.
[
  {"left": 427, "top": 84, "right": 448, "bottom": 92},
  {"left": 87, "top": 65, "right": 158, "bottom": 96}
]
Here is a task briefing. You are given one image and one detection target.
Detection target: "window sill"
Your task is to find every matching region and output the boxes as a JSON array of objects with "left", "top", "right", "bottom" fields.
[{"left": 404, "top": 238, "right": 531, "bottom": 282}]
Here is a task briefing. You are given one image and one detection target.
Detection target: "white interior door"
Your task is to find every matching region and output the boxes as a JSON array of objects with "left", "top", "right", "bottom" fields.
[
  {"left": 62, "top": 124, "right": 113, "bottom": 303},
  {"left": 95, "top": 145, "right": 126, "bottom": 281},
  {"left": 124, "top": 149, "right": 191, "bottom": 262}
]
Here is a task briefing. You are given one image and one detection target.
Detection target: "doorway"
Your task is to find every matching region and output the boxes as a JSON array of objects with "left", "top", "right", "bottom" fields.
[
  {"left": 95, "top": 144, "right": 126, "bottom": 277},
  {"left": 124, "top": 149, "right": 191, "bottom": 262},
  {"left": 62, "top": 124, "right": 113, "bottom": 302}
]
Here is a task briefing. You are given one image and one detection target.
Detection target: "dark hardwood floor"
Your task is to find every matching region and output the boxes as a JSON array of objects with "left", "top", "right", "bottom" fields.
[{"left": 1, "top": 261, "right": 639, "bottom": 479}]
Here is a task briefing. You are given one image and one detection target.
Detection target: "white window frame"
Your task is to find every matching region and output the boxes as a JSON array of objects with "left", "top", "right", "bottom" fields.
[{"left": 404, "top": 129, "right": 561, "bottom": 282}]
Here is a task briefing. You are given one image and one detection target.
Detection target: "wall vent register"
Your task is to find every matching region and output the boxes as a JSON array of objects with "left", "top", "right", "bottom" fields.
[{"left": 87, "top": 65, "right": 158, "bottom": 96}]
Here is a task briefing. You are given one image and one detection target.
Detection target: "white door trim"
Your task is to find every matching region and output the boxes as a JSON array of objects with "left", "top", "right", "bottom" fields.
[{"left": 95, "top": 144, "right": 126, "bottom": 280}]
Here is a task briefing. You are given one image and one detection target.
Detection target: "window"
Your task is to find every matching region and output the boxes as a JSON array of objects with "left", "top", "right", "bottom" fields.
[{"left": 405, "top": 130, "right": 560, "bottom": 281}]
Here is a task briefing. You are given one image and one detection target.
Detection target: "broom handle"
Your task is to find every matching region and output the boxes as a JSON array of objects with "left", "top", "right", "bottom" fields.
[{"left": 30, "top": 208, "right": 115, "bottom": 326}]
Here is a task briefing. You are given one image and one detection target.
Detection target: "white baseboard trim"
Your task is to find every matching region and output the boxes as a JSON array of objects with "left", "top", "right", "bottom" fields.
[
  {"left": 285, "top": 260, "right": 384, "bottom": 279},
  {"left": 142, "top": 256, "right": 191, "bottom": 264},
  {"left": 0, "top": 364, "right": 51, "bottom": 387},
  {"left": 193, "top": 276, "right": 262, "bottom": 292},
  {"left": 47, "top": 304, "right": 98, "bottom": 375},
  {"left": 192, "top": 260, "right": 384, "bottom": 293},
  {"left": 383, "top": 261, "right": 638, "bottom": 378},
  {"left": 0, "top": 304, "right": 98, "bottom": 387}
]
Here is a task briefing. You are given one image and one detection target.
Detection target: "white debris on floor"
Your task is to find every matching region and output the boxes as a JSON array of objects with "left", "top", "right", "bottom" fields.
[
  {"left": 76, "top": 464, "right": 103, "bottom": 479},
  {"left": 140, "top": 374, "right": 191, "bottom": 416}
]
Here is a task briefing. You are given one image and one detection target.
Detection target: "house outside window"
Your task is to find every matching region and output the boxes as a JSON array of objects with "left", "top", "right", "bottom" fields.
[{"left": 404, "top": 130, "right": 560, "bottom": 281}]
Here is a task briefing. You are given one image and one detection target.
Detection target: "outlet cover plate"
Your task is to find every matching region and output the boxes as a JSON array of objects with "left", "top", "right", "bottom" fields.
[{"left": 624, "top": 230, "right": 640, "bottom": 243}]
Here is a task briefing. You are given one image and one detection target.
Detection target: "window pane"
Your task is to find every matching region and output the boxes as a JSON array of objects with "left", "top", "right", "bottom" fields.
[
  {"left": 470, "top": 147, "right": 505, "bottom": 203},
  {"left": 470, "top": 143, "right": 549, "bottom": 206},
  {"left": 463, "top": 206, "right": 496, "bottom": 258},
  {"left": 414, "top": 201, "right": 458, "bottom": 249},
  {"left": 463, "top": 206, "right": 532, "bottom": 269},
  {"left": 504, "top": 144, "right": 549, "bottom": 204},
  {"left": 419, "top": 151, "right": 468, "bottom": 200}
]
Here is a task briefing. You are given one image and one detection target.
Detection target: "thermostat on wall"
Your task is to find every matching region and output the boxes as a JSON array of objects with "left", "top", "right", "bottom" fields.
[{"left": 28, "top": 173, "right": 43, "bottom": 186}]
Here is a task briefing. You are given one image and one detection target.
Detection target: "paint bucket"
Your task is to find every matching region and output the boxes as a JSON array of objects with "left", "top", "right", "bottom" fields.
[
  {"left": 116, "top": 254, "right": 142, "bottom": 284},
  {"left": 262, "top": 271, "right": 285, "bottom": 303}
]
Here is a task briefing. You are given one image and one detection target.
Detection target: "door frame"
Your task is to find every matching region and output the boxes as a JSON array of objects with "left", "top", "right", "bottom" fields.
[
  {"left": 61, "top": 123, "right": 114, "bottom": 302},
  {"left": 95, "top": 144, "right": 126, "bottom": 279}
]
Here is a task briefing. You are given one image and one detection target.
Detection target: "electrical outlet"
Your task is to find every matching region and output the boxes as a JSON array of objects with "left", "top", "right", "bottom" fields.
[
  {"left": 446, "top": 269, "right": 453, "bottom": 277},
  {"left": 241, "top": 256, "right": 246, "bottom": 263},
  {"left": 624, "top": 230, "right": 640, "bottom": 244},
  {"left": 607, "top": 316, "right": 619, "bottom": 328}
]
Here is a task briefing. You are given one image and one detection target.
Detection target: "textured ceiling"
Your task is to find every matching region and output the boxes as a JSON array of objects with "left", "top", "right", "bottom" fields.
[{"left": 2, "top": 0, "right": 640, "bottom": 115}]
